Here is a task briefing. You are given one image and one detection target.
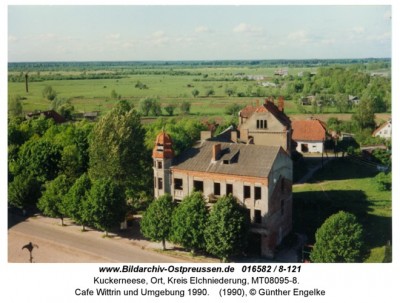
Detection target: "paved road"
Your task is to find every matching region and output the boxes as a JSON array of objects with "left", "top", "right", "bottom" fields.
[{"left": 8, "top": 215, "right": 189, "bottom": 263}]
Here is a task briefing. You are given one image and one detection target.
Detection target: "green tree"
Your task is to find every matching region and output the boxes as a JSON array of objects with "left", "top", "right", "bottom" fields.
[
  {"left": 88, "top": 100, "right": 147, "bottom": 192},
  {"left": 8, "top": 95, "right": 23, "bottom": 117},
  {"left": 140, "top": 194, "right": 174, "bottom": 250},
  {"left": 225, "top": 87, "right": 236, "bottom": 97},
  {"left": 87, "top": 178, "right": 126, "bottom": 236},
  {"left": 150, "top": 99, "right": 162, "bottom": 116},
  {"left": 352, "top": 98, "right": 376, "bottom": 130},
  {"left": 164, "top": 104, "right": 176, "bottom": 116},
  {"left": 205, "top": 88, "right": 215, "bottom": 97},
  {"left": 37, "top": 174, "right": 71, "bottom": 226},
  {"left": 204, "top": 195, "right": 249, "bottom": 262},
  {"left": 310, "top": 211, "right": 365, "bottom": 263},
  {"left": 42, "top": 85, "right": 58, "bottom": 101},
  {"left": 180, "top": 101, "right": 191, "bottom": 115},
  {"left": 64, "top": 173, "right": 92, "bottom": 231},
  {"left": 334, "top": 93, "right": 350, "bottom": 113},
  {"left": 110, "top": 89, "right": 118, "bottom": 99},
  {"left": 225, "top": 103, "right": 241, "bottom": 116},
  {"left": 13, "top": 138, "right": 62, "bottom": 183},
  {"left": 170, "top": 191, "right": 208, "bottom": 253},
  {"left": 8, "top": 172, "right": 41, "bottom": 211},
  {"left": 191, "top": 89, "right": 199, "bottom": 98},
  {"left": 139, "top": 97, "right": 153, "bottom": 116}
]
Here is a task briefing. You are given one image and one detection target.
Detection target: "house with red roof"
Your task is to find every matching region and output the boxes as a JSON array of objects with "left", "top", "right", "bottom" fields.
[
  {"left": 292, "top": 118, "right": 327, "bottom": 153},
  {"left": 372, "top": 119, "right": 391, "bottom": 139}
]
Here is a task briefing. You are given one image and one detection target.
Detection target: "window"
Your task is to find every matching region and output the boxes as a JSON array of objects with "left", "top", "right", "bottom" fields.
[
  {"left": 256, "top": 119, "right": 267, "bottom": 129},
  {"left": 255, "top": 186, "right": 262, "bottom": 200},
  {"left": 245, "top": 208, "right": 251, "bottom": 223},
  {"left": 157, "top": 161, "right": 162, "bottom": 169},
  {"left": 193, "top": 180, "right": 204, "bottom": 192},
  {"left": 158, "top": 178, "right": 163, "bottom": 190},
  {"left": 214, "top": 182, "right": 221, "bottom": 196},
  {"left": 254, "top": 209, "right": 262, "bottom": 224},
  {"left": 226, "top": 184, "right": 233, "bottom": 195},
  {"left": 156, "top": 144, "right": 164, "bottom": 152},
  {"left": 244, "top": 185, "right": 251, "bottom": 199},
  {"left": 174, "top": 178, "right": 183, "bottom": 190},
  {"left": 281, "top": 200, "right": 285, "bottom": 216}
]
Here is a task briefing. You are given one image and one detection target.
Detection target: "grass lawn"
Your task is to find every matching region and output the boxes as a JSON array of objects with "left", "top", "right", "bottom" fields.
[{"left": 293, "top": 158, "right": 391, "bottom": 262}]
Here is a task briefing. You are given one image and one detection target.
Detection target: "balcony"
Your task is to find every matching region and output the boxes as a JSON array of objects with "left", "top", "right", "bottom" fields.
[{"left": 174, "top": 189, "right": 184, "bottom": 198}]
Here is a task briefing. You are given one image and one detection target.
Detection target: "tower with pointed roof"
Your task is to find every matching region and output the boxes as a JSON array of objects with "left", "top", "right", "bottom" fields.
[{"left": 152, "top": 131, "right": 174, "bottom": 198}]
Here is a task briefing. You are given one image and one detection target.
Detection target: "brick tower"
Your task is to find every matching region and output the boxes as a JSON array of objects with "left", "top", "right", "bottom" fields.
[{"left": 152, "top": 131, "right": 174, "bottom": 198}]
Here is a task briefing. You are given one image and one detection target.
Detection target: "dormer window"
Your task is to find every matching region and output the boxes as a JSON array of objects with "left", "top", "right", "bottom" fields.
[{"left": 256, "top": 119, "right": 267, "bottom": 129}]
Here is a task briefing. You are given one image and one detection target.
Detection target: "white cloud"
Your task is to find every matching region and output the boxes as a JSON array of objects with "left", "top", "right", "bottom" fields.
[
  {"left": 151, "top": 31, "right": 170, "bottom": 46},
  {"left": 233, "top": 23, "right": 264, "bottom": 34},
  {"left": 287, "top": 30, "right": 310, "bottom": 44},
  {"left": 106, "top": 33, "right": 121, "bottom": 40},
  {"left": 195, "top": 26, "right": 212, "bottom": 33}
]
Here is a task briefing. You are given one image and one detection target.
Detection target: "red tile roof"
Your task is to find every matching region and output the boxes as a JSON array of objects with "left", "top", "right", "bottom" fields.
[
  {"left": 292, "top": 119, "right": 327, "bottom": 141},
  {"left": 153, "top": 131, "right": 174, "bottom": 159}
]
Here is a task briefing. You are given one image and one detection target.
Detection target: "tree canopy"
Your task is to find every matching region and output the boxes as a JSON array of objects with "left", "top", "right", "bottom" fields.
[
  {"left": 37, "top": 174, "right": 71, "bottom": 226},
  {"left": 204, "top": 195, "right": 249, "bottom": 262},
  {"left": 87, "top": 178, "right": 126, "bottom": 236},
  {"left": 140, "top": 194, "right": 175, "bottom": 250},
  {"left": 310, "top": 211, "right": 365, "bottom": 263},
  {"left": 88, "top": 100, "right": 148, "bottom": 193},
  {"left": 170, "top": 191, "right": 208, "bottom": 253}
]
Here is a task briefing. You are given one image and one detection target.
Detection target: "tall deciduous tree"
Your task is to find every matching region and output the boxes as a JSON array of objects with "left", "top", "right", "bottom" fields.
[
  {"left": 140, "top": 194, "right": 174, "bottom": 250},
  {"left": 310, "top": 211, "right": 365, "bottom": 263},
  {"left": 204, "top": 195, "right": 249, "bottom": 262},
  {"left": 37, "top": 174, "right": 71, "bottom": 226},
  {"left": 170, "top": 191, "right": 208, "bottom": 253},
  {"left": 88, "top": 100, "right": 147, "bottom": 193},
  {"left": 352, "top": 98, "right": 376, "bottom": 130},
  {"left": 64, "top": 173, "right": 92, "bottom": 231},
  {"left": 87, "top": 178, "right": 126, "bottom": 236}
]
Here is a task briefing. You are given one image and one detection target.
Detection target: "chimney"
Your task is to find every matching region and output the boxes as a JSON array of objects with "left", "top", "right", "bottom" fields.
[
  {"left": 240, "top": 128, "right": 249, "bottom": 142},
  {"left": 212, "top": 144, "right": 221, "bottom": 161},
  {"left": 231, "top": 130, "right": 237, "bottom": 142},
  {"left": 201, "top": 130, "right": 212, "bottom": 141},
  {"left": 278, "top": 96, "right": 284, "bottom": 112}
]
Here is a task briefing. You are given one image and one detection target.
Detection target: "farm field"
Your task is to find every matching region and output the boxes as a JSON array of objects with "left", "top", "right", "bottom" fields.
[
  {"left": 293, "top": 158, "right": 391, "bottom": 262},
  {"left": 8, "top": 60, "right": 391, "bottom": 120}
]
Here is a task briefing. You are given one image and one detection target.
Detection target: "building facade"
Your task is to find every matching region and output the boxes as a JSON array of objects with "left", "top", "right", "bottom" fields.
[
  {"left": 237, "top": 97, "right": 292, "bottom": 153},
  {"left": 372, "top": 120, "right": 392, "bottom": 139},
  {"left": 152, "top": 129, "right": 293, "bottom": 258},
  {"left": 292, "top": 119, "right": 328, "bottom": 153}
]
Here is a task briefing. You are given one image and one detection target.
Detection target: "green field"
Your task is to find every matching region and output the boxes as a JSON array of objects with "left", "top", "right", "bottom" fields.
[{"left": 293, "top": 158, "right": 391, "bottom": 262}]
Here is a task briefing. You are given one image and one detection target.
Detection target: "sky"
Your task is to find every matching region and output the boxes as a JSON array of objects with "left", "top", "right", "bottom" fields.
[{"left": 8, "top": 5, "right": 392, "bottom": 62}]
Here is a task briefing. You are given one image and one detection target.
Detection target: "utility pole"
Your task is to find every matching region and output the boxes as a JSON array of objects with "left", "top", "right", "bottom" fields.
[{"left": 25, "top": 72, "right": 29, "bottom": 93}]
